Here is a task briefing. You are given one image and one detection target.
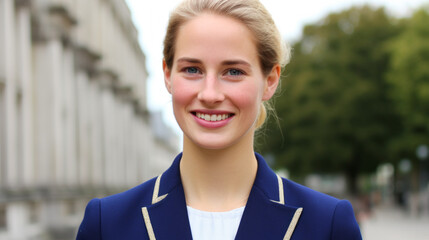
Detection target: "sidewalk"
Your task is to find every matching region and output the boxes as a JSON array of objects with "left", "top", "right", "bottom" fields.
[{"left": 361, "top": 205, "right": 429, "bottom": 240}]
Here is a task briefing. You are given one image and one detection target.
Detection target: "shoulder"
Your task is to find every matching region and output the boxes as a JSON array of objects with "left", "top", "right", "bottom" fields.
[
  {"left": 101, "top": 176, "right": 157, "bottom": 208},
  {"left": 96, "top": 176, "right": 158, "bottom": 213},
  {"left": 282, "top": 178, "right": 362, "bottom": 239},
  {"left": 77, "top": 198, "right": 102, "bottom": 240},
  {"left": 330, "top": 200, "right": 362, "bottom": 239},
  {"left": 282, "top": 177, "right": 341, "bottom": 208},
  {"left": 76, "top": 177, "right": 158, "bottom": 239}
]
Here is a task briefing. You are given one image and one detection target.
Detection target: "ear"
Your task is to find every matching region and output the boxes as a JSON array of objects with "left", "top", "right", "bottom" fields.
[
  {"left": 163, "top": 59, "right": 172, "bottom": 94},
  {"left": 262, "top": 64, "right": 281, "bottom": 101}
]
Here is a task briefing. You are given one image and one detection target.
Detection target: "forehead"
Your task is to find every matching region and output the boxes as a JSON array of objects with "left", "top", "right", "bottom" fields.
[{"left": 174, "top": 13, "right": 259, "bottom": 64}]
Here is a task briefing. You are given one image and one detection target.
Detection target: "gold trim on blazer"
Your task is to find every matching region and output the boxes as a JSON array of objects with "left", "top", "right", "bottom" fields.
[
  {"left": 142, "top": 207, "right": 156, "bottom": 240},
  {"left": 141, "top": 165, "right": 303, "bottom": 240},
  {"left": 284, "top": 207, "right": 303, "bottom": 240},
  {"left": 152, "top": 174, "right": 168, "bottom": 204},
  {"left": 271, "top": 174, "right": 285, "bottom": 205},
  {"left": 269, "top": 174, "right": 303, "bottom": 240},
  {"left": 142, "top": 174, "right": 168, "bottom": 240}
]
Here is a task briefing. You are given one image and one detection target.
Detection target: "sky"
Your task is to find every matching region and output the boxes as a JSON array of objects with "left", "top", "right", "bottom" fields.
[{"left": 125, "top": 0, "right": 428, "bottom": 134}]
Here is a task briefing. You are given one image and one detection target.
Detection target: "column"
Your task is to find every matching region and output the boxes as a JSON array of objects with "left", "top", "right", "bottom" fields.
[
  {"left": 0, "top": 0, "right": 6, "bottom": 186},
  {"left": 33, "top": 43, "right": 50, "bottom": 187},
  {"left": 0, "top": 87, "right": 4, "bottom": 187},
  {"left": 76, "top": 70, "right": 91, "bottom": 187},
  {"left": 137, "top": 118, "right": 148, "bottom": 182},
  {"left": 4, "top": 0, "right": 19, "bottom": 188},
  {"left": 143, "top": 123, "right": 154, "bottom": 180},
  {"left": 115, "top": 99, "right": 125, "bottom": 188},
  {"left": 17, "top": 2, "right": 35, "bottom": 188},
  {"left": 102, "top": 81, "right": 116, "bottom": 188},
  {"left": 34, "top": 38, "right": 64, "bottom": 187},
  {"left": 135, "top": 118, "right": 142, "bottom": 183},
  {"left": 74, "top": 47, "right": 100, "bottom": 188},
  {"left": 101, "top": 85, "right": 111, "bottom": 188},
  {"left": 106, "top": 93, "right": 115, "bottom": 188},
  {"left": 131, "top": 116, "right": 140, "bottom": 186},
  {"left": 124, "top": 104, "right": 136, "bottom": 187},
  {"left": 114, "top": 99, "right": 124, "bottom": 188},
  {"left": 52, "top": 39, "right": 65, "bottom": 186},
  {"left": 63, "top": 46, "right": 78, "bottom": 187},
  {"left": 137, "top": 109, "right": 150, "bottom": 182},
  {"left": 0, "top": 0, "right": 5, "bottom": 80},
  {"left": 89, "top": 79, "right": 103, "bottom": 187}
]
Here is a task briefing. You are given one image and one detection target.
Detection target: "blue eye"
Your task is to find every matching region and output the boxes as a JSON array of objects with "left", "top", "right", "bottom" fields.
[
  {"left": 227, "top": 69, "right": 243, "bottom": 76},
  {"left": 185, "top": 67, "right": 200, "bottom": 74}
]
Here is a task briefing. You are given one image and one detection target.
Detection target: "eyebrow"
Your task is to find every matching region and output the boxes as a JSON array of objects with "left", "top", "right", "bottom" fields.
[
  {"left": 222, "top": 60, "right": 251, "bottom": 68},
  {"left": 176, "top": 57, "right": 251, "bottom": 67},
  {"left": 177, "top": 57, "right": 202, "bottom": 64}
]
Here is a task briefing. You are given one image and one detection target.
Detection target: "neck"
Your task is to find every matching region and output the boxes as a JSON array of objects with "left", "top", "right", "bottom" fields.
[{"left": 180, "top": 134, "right": 257, "bottom": 212}]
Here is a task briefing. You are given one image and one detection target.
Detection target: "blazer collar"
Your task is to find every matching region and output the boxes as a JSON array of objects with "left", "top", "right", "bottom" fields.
[{"left": 141, "top": 153, "right": 303, "bottom": 240}]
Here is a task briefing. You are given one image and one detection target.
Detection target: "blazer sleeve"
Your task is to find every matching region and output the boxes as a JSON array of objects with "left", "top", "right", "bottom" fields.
[
  {"left": 331, "top": 200, "right": 362, "bottom": 240},
  {"left": 76, "top": 198, "right": 102, "bottom": 240}
]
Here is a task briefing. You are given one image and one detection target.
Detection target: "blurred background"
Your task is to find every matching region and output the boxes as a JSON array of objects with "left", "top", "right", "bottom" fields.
[
  {"left": 1, "top": 0, "right": 428, "bottom": 239},
  {"left": 0, "top": 0, "right": 179, "bottom": 239}
]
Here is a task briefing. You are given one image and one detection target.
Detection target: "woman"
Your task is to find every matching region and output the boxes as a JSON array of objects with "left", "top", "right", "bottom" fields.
[{"left": 77, "top": 0, "right": 362, "bottom": 239}]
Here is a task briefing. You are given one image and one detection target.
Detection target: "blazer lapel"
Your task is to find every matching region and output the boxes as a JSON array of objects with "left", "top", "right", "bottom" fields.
[
  {"left": 235, "top": 185, "right": 302, "bottom": 240},
  {"left": 143, "top": 182, "right": 193, "bottom": 240},
  {"left": 140, "top": 153, "right": 193, "bottom": 240},
  {"left": 235, "top": 153, "right": 303, "bottom": 240},
  {"left": 140, "top": 153, "right": 302, "bottom": 240}
]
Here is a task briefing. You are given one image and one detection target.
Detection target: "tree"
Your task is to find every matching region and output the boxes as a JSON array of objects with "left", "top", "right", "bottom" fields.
[
  {"left": 386, "top": 8, "right": 429, "bottom": 191},
  {"left": 258, "top": 6, "right": 401, "bottom": 194}
]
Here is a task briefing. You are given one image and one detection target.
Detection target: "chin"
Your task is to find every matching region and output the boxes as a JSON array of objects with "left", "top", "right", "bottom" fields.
[
  {"left": 187, "top": 131, "right": 252, "bottom": 151},
  {"left": 192, "top": 139, "right": 234, "bottom": 150}
]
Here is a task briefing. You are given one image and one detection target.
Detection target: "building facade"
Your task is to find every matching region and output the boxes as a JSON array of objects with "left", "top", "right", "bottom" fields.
[{"left": 0, "top": 0, "right": 177, "bottom": 239}]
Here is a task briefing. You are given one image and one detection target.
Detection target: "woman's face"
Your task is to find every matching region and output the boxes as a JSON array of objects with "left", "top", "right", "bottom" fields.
[{"left": 164, "top": 13, "right": 279, "bottom": 150}]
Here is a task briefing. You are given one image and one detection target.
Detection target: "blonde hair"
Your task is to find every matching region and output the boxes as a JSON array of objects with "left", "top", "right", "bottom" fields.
[{"left": 163, "top": 0, "right": 290, "bottom": 129}]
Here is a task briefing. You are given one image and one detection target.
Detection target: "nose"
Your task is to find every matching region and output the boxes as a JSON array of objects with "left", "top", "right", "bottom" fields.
[{"left": 197, "top": 74, "right": 225, "bottom": 104}]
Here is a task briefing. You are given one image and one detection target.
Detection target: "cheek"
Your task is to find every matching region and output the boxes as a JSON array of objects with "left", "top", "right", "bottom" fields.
[
  {"left": 171, "top": 78, "right": 195, "bottom": 108},
  {"left": 229, "top": 82, "right": 262, "bottom": 112}
]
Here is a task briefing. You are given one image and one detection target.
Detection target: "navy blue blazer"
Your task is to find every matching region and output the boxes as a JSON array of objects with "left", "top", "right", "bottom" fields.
[{"left": 77, "top": 153, "right": 362, "bottom": 239}]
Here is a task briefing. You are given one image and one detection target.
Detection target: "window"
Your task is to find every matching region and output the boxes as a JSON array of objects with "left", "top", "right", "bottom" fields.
[{"left": 0, "top": 84, "right": 5, "bottom": 187}]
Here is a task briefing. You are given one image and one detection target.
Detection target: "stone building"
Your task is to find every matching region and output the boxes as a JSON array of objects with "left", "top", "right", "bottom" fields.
[{"left": 0, "top": 0, "right": 178, "bottom": 239}]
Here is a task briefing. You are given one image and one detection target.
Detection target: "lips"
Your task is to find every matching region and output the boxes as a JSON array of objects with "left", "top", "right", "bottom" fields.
[
  {"left": 191, "top": 111, "right": 234, "bottom": 122},
  {"left": 195, "top": 112, "right": 232, "bottom": 121}
]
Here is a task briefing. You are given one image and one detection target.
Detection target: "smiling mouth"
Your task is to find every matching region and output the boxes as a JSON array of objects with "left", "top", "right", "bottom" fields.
[{"left": 192, "top": 112, "right": 234, "bottom": 122}]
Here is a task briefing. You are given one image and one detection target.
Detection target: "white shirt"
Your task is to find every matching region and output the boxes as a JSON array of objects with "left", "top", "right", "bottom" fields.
[{"left": 187, "top": 206, "right": 245, "bottom": 240}]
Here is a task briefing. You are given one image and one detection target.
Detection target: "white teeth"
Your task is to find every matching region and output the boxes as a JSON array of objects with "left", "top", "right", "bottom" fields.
[{"left": 195, "top": 112, "right": 231, "bottom": 122}]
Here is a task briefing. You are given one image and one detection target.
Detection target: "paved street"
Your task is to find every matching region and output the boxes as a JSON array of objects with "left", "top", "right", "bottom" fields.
[{"left": 361, "top": 205, "right": 429, "bottom": 240}]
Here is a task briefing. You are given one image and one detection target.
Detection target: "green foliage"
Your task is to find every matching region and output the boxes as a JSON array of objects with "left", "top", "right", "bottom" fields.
[
  {"left": 259, "top": 6, "right": 411, "bottom": 192},
  {"left": 386, "top": 8, "right": 429, "bottom": 162}
]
